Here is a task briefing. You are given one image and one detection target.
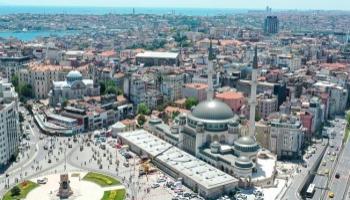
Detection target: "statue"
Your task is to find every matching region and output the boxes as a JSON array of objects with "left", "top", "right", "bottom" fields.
[{"left": 57, "top": 174, "right": 73, "bottom": 198}]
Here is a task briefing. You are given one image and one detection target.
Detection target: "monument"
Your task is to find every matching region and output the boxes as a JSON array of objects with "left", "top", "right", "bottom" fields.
[{"left": 57, "top": 174, "right": 73, "bottom": 198}]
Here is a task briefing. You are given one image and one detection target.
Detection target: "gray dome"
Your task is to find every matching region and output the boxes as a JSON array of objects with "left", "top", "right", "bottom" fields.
[
  {"left": 67, "top": 70, "right": 83, "bottom": 82},
  {"left": 235, "top": 136, "right": 258, "bottom": 147},
  {"left": 235, "top": 156, "right": 253, "bottom": 168},
  {"left": 211, "top": 141, "right": 220, "bottom": 148},
  {"left": 192, "top": 100, "right": 234, "bottom": 121}
]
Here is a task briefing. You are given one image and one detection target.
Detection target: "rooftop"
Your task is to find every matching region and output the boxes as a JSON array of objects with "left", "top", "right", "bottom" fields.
[
  {"left": 119, "top": 130, "right": 237, "bottom": 189},
  {"left": 216, "top": 91, "right": 244, "bottom": 100},
  {"left": 136, "top": 51, "right": 179, "bottom": 59}
]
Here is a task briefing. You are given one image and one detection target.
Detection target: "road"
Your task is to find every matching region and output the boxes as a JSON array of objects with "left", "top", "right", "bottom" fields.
[
  {"left": 307, "top": 117, "right": 346, "bottom": 200},
  {"left": 324, "top": 119, "right": 350, "bottom": 200},
  {"left": 281, "top": 138, "right": 326, "bottom": 200},
  {"left": 0, "top": 106, "right": 78, "bottom": 196}
]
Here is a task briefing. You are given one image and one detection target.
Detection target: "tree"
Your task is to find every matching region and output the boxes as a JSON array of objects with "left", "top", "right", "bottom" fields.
[
  {"left": 137, "top": 114, "right": 146, "bottom": 127},
  {"left": 137, "top": 103, "right": 150, "bottom": 115},
  {"left": 11, "top": 75, "right": 19, "bottom": 92},
  {"left": 11, "top": 186, "right": 20, "bottom": 196},
  {"left": 100, "top": 80, "right": 119, "bottom": 95},
  {"left": 61, "top": 99, "right": 68, "bottom": 108},
  {"left": 185, "top": 97, "right": 199, "bottom": 110},
  {"left": 172, "top": 110, "right": 180, "bottom": 120},
  {"left": 19, "top": 84, "right": 33, "bottom": 99}
]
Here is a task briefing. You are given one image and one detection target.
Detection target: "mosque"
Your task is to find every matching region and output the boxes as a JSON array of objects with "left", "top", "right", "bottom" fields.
[{"left": 148, "top": 44, "right": 277, "bottom": 186}]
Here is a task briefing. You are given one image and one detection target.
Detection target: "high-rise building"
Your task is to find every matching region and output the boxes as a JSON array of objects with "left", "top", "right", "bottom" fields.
[
  {"left": 0, "top": 79, "right": 20, "bottom": 167},
  {"left": 264, "top": 16, "right": 279, "bottom": 34}
]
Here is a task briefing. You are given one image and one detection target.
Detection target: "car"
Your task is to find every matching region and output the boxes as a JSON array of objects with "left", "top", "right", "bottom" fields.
[
  {"left": 123, "top": 162, "right": 129, "bottom": 167},
  {"left": 332, "top": 152, "right": 336, "bottom": 156},
  {"left": 322, "top": 161, "right": 327, "bottom": 166},
  {"left": 328, "top": 192, "right": 334, "bottom": 198},
  {"left": 327, "top": 151, "right": 331, "bottom": 155},
  {"left": 335, "top": 173, "right": 340, "bottom": 179},
  {"left": 330, "top": 157, "right": 335, "bottom": 161},
  {"left": 151, "top": 183, "right": 160, "bottom": 188},
  {"left": 157, "top": 178, "right": 166, "bottom": 183},
  {"left": 37, "top": 177, "right": 48, "bottom": 184}
]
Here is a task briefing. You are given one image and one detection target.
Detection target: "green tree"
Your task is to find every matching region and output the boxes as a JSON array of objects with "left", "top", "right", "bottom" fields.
[
  {"left": 137, "top": 103, "right": 150, "bottom": 115},
  {"left": 11, "top": 186, "right": 20, "bottom": 196},
  {"left": 62, "top": 99, "right": 68, "bottom": 108},
  {"left": 100, "top": 80, "right": 119, "bottom": 95},
  {"left": 11, "top": 75, "right": 19, "bottom": 92},
  {"left": 185, "top": 97, "right": 199, "bottom": 110},
  {"left": 172, "top": 110, "right": 180, "bottom": 120},
  {"left": 137, "top": 114, "right": 146, "bottom": 127},
  {"left": 99, "top": 81, "right": 106, "bottom": 95},
  {"left": 18, "top": 84, "right": 33, "bottom": 99}
]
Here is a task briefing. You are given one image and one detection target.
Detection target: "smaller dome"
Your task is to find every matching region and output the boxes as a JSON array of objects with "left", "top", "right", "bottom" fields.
[
  {"left": 149, "top": 117, "right": 162, "bottom": 125},
  {"left": 67, "top": 70, "right": 83, "bottom": 82},
  {"left": 235, "top": 136, "right": 258, "bottom": 147},
  {"left": 235, "top": 156, "right": 253, "bottom": 168},
  {"left": 210, "top": 141, "right": 220, "bottom": 148},
  {"left": 229, "top": 119, "right": 239, "bottom": 127},
  {"left": 67, "top": 70, "right": 82, "bottom": 78}
]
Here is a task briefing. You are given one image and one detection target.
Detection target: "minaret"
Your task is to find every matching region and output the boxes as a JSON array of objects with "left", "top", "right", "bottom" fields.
[
  {"left": 207, "top": 38, "right": 215, "bottom": 100},
  {"left": 249, "top": 46, "right": 258, "bottom": 137}
]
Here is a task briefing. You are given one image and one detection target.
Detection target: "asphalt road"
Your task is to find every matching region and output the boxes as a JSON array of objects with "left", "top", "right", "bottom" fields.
[
  {"left": 324, "top": 119, "right": 350, "bottom": 200},
  {"left": 308, "top": 118, "right": 345, "bottom": 200}
]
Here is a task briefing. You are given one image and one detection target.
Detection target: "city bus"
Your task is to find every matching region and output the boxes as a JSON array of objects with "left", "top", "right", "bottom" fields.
[{"left": 306, "top": 183, "right": 315, "bottom": 198}]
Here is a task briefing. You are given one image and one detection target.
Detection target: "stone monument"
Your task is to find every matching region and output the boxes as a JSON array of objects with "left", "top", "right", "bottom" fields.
[{"left": 57, "top": 174, "right": 73, "bottom": 198}]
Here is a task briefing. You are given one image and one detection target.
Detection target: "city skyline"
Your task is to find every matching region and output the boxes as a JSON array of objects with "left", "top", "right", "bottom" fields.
[{"left": 2, "top": 0, "right": 350, "bottom": 11}]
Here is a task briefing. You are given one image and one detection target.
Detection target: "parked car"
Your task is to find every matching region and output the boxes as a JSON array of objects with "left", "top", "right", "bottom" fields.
[{"left": 37, "top": 177, "right": 48, "bottom": 184}]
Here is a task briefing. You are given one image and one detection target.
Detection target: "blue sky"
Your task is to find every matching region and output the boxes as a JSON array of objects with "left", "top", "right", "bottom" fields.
[{"left": 2, "top": 0, "right": 350, "bottom": 10}]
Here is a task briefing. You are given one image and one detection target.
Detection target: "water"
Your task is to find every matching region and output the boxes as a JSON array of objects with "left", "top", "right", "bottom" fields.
[
  {"left": 0, "top": 6, "right": 249, "bottom": 41},
  {"left": 0, "top": 6, "right": 248, "bottom": 16},
  {"left": 0, "top": 30, "right": 78, "bottom": 41}
]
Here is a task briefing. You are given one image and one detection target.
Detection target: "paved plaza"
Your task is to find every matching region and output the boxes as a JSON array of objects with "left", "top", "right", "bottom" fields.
[{"left": 26, "top": 172, "right": 125, "bottom": 200}]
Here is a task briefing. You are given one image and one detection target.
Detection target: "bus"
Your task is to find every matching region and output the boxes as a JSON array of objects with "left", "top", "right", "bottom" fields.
[{"left": 306, "top": 183, "right": 315, "bottom": 198}]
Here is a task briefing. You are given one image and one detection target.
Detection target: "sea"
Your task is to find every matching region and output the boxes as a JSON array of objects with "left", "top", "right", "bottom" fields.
[
  {"left": 0, "top": 6, "right": 248, "bottom": 16},
  {"left": 0, "top": 6, "right": 249, "bottom": 41}
]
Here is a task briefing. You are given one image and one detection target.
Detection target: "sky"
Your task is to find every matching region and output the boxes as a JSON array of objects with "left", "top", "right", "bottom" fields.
[{"left": 2, "top": 0, "right": 350, "bottom": 10}]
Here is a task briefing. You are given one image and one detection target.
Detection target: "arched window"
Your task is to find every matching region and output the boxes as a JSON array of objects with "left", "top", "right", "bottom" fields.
[
  {"left": 213, "top": 135, "right": 219, "bottom": 142},
  {"left": 220, "top": 135, "right": 226, "bottom": 143},
  {"left": 206, "top": 135, "right": 212, "bottom": 144}
]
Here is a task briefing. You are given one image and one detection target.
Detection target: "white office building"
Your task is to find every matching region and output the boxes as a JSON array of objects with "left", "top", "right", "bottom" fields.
[{"left": 0, "top": 79, "right": 20, "bottom": 166}]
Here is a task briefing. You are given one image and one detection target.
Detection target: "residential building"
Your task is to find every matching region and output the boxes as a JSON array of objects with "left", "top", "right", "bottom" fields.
[
  {"left": 269, "top": 114, "right": 304, "bottom": 159},
  {"left": 0, "top": 79, "right": 20, "bottom": 166}
]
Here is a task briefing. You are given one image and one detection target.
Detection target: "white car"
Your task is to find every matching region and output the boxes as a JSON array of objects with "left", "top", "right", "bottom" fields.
[{"left": 37, "top": 177, "right": 48, "bottom": 184}]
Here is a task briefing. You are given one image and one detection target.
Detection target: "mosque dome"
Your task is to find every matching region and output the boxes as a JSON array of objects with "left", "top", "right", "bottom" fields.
[
  {"left": 191, "top": 99, "right": 234, "bottom": 121},
  {"left": 235, "top": 156, "right": 253, "bottom": 169},
  {"left": 234, "top": 136, "right": 258, "bottom": 148},
  {"left": 67, "top": 70, "right": 83, "bottom": 82}
]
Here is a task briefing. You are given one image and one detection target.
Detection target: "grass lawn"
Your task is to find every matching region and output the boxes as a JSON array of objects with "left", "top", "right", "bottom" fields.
[
  {"left": 83, "top": 172, "right": 120, "bottom": 187},
  {"left": 3, "top": 181, "right": 39, "bottom": 200},
  {"left": 101, "top": 189, "right": 126, "bottom": 200}
]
